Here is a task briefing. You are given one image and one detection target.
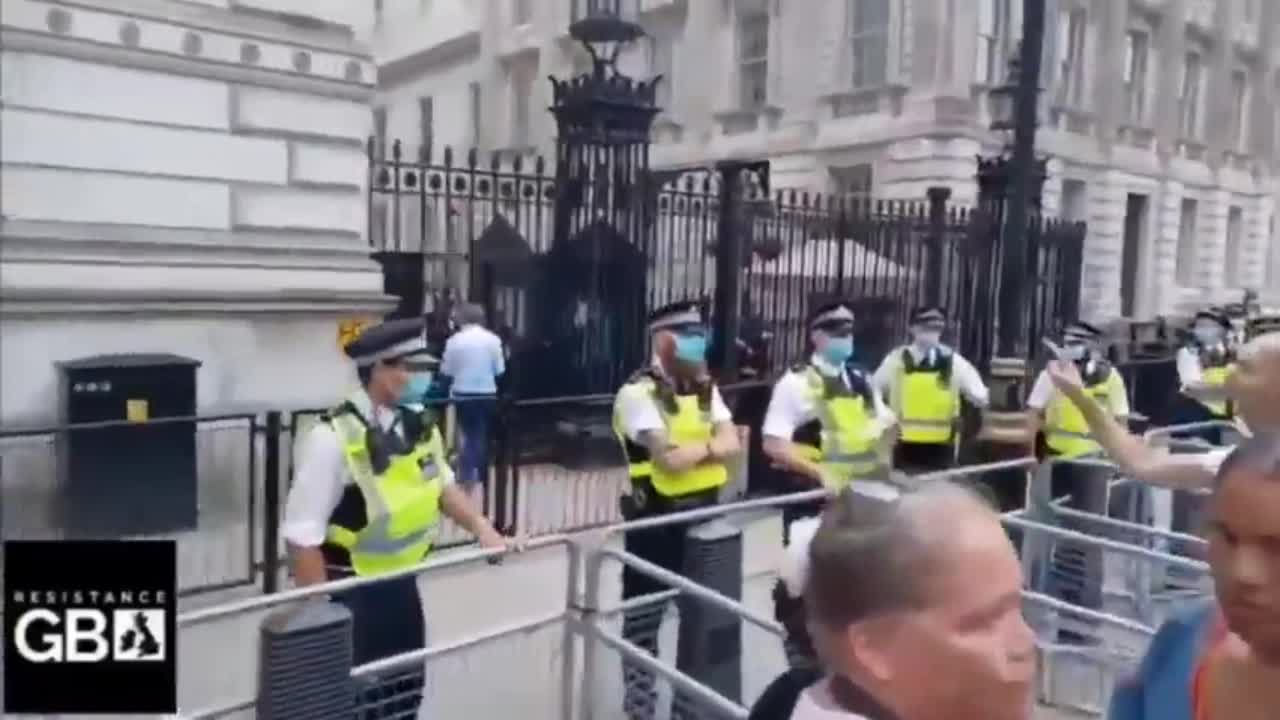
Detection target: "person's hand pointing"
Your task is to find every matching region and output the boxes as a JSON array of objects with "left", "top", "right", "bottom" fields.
[{"left": 1046, "top": 359, "right": 1086, "bottom": 401}]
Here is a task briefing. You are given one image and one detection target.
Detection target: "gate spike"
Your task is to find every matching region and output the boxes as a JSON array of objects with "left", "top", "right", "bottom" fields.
[
  {"left": 443, "top": 145, "right": 454, "bottom": 167},
  {"left": 513, "top": 154, "right": 524, "bottom": 172},
  {"left": 490, "top": 152, "right": 502, "bottom": 171},
  {"left": 365, "top": 136, "right": 376, "bottom": 162},
  {"left": 391, "top": 138, "right": 402, "bottom": 162},
  {"left": 535, "top": 155, "right": 546, "bottom": 175},
  {"left": 467, "top": 147, "right": 479, "bottom": 168}
]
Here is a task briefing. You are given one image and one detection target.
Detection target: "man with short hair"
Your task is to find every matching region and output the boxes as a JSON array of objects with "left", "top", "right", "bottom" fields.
[
  {"left": 792, "top": 481, "right": 1036, "bottom": 720},
  {"left": 439, "top": 303, "right": 506, "bottom": 491}
]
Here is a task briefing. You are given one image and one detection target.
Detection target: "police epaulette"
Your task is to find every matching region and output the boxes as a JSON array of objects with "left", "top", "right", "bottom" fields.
[{"left": 626, "top": 367, "right": 660, "bottom": 385}]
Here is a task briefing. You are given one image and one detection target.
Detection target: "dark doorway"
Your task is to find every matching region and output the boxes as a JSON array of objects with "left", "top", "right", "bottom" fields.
[{"left": 1121, "top": 193, "right": 1147, "bottom": 317}]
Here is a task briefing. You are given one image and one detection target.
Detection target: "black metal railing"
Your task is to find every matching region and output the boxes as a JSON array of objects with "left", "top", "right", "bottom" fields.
[{"left": 367, "top": 144, "right": 1087, "bottom": 395}]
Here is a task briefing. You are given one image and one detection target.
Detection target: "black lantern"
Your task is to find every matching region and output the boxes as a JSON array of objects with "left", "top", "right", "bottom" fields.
[
  {"left": 568, "top": 0, "right": 644, "bottom": 75},
  {"left": 988, "top": 46, "right": 1021, "bottom": 134}
]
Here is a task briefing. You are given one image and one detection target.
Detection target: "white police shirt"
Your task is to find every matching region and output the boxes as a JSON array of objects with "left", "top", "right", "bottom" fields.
[
  {"left": 614, "top": 359, "right": 734, "bottom": 444},
  {"left": 871, "top": 344, "right": 989, "bottom": 409},
  {"left": 282, "top": 390, "right": 455, "bottom": 548},
  {"left": 762, "top": 355, "right": 896, "bottom": 441}
]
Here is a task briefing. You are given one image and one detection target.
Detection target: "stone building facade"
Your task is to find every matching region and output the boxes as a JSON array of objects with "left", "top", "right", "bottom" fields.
[
  {"left": 0, "top": 0, "right": 390, "bottom": 422},
  {"left": 373, "top": 0, "right": 1280, "bottom": 322}
]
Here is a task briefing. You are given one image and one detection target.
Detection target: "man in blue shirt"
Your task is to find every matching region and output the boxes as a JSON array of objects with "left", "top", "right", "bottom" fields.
[{"left": 439, "top": 303, "right": 506, "bottom": 491}]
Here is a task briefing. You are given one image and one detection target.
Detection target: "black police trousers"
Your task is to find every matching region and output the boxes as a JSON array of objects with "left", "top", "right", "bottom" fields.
[
  {"left": 892, "top": 440, "right": 955, "bottom": 475},
  {"left": 331, "top": 573, "right": 426, "bottom": 719},
  {"left": 620, "top": 490, "right": 717, "bottom": 720}
]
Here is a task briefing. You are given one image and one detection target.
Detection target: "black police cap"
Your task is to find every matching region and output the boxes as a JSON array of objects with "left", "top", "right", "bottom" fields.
[{"left": 344, "top": 317, "right": 433, "bottom": 366}]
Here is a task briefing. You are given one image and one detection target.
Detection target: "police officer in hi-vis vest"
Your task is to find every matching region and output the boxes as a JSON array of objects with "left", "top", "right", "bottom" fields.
[
  {"left": 612, "top": 299, "right": 741, "bottom": 718},
  {"left": 1026, "top": 320, "right": 1129, "bottom": 640},
  {"left": 283, "top": 318, "right": 517, "bottom": 719},
  {"left": 760, "top": 300, "right": 897, "bottom": 670},
  {"left": 1174, "top": 308, "right": 1235, "bottom": 445},
  {"left": 872, "top": 305, "right": 989, "bottom": 474}
]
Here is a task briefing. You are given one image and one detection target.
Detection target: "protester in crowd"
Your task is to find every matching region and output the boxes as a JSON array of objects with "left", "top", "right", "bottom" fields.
[
  {"left": 1045, "top": 331, "right": 1280, "bottom": 490},
  {"left": 787, "top": 481, "right": 1035, "bottom": 720},
  {"left": 1109, "top": 433, "right": 1280, "bottom": 720},
  {"left": 439, "top": 302, "right": 505, "bottom": 494}
]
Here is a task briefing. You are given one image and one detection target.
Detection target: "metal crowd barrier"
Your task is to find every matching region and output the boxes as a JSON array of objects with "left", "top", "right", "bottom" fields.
[{"left": 175, "top": 437, "right": 1228, "bottom": 719}]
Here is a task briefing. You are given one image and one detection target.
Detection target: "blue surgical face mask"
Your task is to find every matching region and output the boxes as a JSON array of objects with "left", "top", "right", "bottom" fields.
[
  {"left": 821, "top": 337, "right": 855, "bottom": 365},
  {"left": 673, "top": 334, "right": 708, "bottom": 364},
  {"left": 398, "top": 373, "right": 434, "bottom": 406},
  {"left": 1193, "top": 325, "right": 1222, "bottom": 344},
  {"left": 912, "top": 330, "right": 942, "bottom": 349}
]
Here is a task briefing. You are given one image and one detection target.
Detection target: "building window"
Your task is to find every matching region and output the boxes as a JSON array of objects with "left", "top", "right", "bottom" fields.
[
  {"left": 1122, "top": 30, "right": 1149, "bottom": 125},
  {"left": 1175, "top": 198, "right": 1198, "bottom": 285},
  {"left": 1225, "top": 206, "right": 1244, "bottom": 280},
  {"left": 1230, "top": 69, "right": 1249, "bottom": 150},
  {"left": 510, "top": 68, "right": 533, "bottom": 147},
  {"left": 418, "top": 97, "right": 434, "bottom": 155},
  {"left": 1179, "top": 52, "right": 1202, "bottom": 139},
  {"left": 736, "top": 8, "right": 769, "bottom": 108},
  {"left": 373, "top": 105, "right": 388, "bottom": 156},
  {"left": 648, "top": 35, "right": 674, "bottom": 110},
  {"left": 975, "top": 0, "right": 1011, "bottom": 85},
  {"left": 830, "top": 164, "right": 873, "bottom": 199},
  {"left": 512, "top": 0, "right": 531, "bottom": 25},
  {"left": 1061, "top": 179, "right": 1087, "bottom": 222},
  {"left": 849, "top": 0, "right": 890, "bottom": 89},
  {"left": 1055, "top": 8, "right": 1087, "bottom": 106},
  {"left": 469, "top": 82, "right": 482, "bottom": 147}
]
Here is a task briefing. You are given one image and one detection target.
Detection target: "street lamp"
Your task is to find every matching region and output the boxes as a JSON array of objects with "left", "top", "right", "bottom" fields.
[
  {"left": 975, "top": 0, "right": 1048, "bottom": 512},
  {"left": 567, "top": 0, "right": 644, "bottom": 75}
]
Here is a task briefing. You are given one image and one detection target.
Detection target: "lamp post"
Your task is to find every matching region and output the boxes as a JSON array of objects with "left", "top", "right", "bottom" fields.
[{"left": 975, "top": 0, "right": 1048, "bottom": 513}]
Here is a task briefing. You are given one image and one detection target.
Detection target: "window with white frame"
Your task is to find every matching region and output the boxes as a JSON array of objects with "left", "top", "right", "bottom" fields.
[
  {"left": 1230, "top": 69, "right": 1249, "bottom": 150},
  {"left": 736, "top": 8, "right": 769, "bottom": 108},
  {"left": 1123, "top": 30, "right": 1149, "bottom": 125},
  {"left": 975, "top": 0, "right": 1011, "bottom": 85},
  {"left": 849, "top": 0, "right": 890, "bottom": 89},
  {"left": 512, "top": 0, "right": 531, "bottom": 24},
  {"left": 1225, "top": 205, "right": 1244, "bottom": 280},
  {"left": 510, "top": 67, "right": 533, "bottom": 147},
  {"left": 648, "top": 35, "right": 674, "bottom": 110},
  {"left": 1055, "top": 7, "right": 1087, "bottom": 106},
  {"left": 1179, "top": 52, "right": 1202, "bottom": 139},
  {"left": 1175, "top": 197, "right": 1198, "bottom": 285},
  {"left": 418, "top": 96, "right": 434, "bottom": 154}
]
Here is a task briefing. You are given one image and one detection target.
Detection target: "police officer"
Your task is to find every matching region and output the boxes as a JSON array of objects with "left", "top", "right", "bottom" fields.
[
  {"left": 1026, "top": 321, "right": 1129, "bottom": 641},
  {"left": 872, "top": 306, "right": 989, "bottom": 474},
  {"left": 1175, "top": 308, "right": 1235, "bottom": 445},
  {"left": 761, "top": 300, "right": 897, "bottom": 534},
  {"left": 611, "top": 299, "right": 741, "bottom": 719},
  {"left": 282, "top": 317, "right": 516, "bottom": 719}
]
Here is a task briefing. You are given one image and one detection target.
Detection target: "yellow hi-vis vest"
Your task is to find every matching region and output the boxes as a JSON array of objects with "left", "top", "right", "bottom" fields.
[
  {"left": 895, "top": 348, "right": 960, "bottom": 445},
  {"left": 794, "top": 366, "right": 881, "bottom": 490},
  {"left": 1044, "top": 367, "right": 1115, "bottom": 459},
  {"left": 613, "top": 374, "right": 728, "bottom": 498},
  {"left": 1192, "top": 345, "right": 1235, "bottom": 417},
  {"left": 324, "top": 411, "right": 444, "bottom": 577}
]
